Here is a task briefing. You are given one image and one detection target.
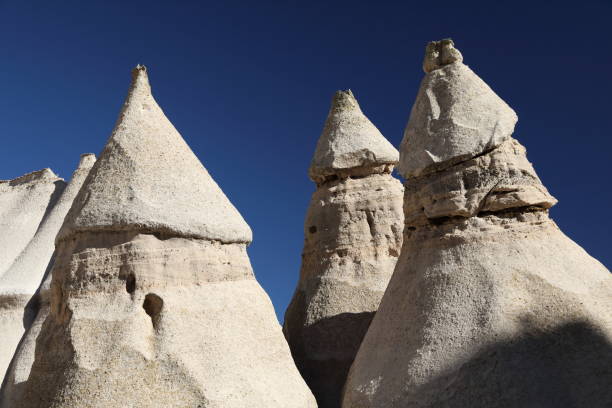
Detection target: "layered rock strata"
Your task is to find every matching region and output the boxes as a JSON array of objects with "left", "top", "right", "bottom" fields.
[
  {"left": 0, "top": 168, "right": 66, "bottom": 381},
  {"left": 342, "top": 41, "right": 612, "bottom": 408},
  {"left": 11, "top": 66, "right": 316, "bottom": 408},
  {"left": 0, "top": 154, "right": 95, "bottom": 404},
  {"left": 284, "top": 90, "right": 404, "bottom": 408}
]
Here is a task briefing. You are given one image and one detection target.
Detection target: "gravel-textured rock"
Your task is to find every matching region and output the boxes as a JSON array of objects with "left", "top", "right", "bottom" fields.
[
  {"left": 10, "top": 66, "right": 316, "bottom": 408},
  {"left": 284, "top": 90, "right": 403, "bottom": 408},
  {"left": 343, "top": 41, "right": 612, "bottom": 408}
]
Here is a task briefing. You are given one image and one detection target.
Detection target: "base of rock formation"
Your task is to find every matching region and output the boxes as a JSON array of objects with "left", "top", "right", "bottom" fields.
[
  {"left": 17, "top": 232, "right": 316, "bottom": 408},
  {"left": 285, "top": 171, "right": 403, "bottom": 408}
]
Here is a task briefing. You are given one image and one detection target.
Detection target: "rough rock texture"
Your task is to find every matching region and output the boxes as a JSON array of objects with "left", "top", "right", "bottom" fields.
[
  {"left": 422, "top": 38, "right": 463, "bottom": 73},
  {"left": 0, "top": 169, "right": 66, "bottom": 381},
  {"left": 398, "top": 39, "right": 518, "bottom": 179},
  {"left": 284, "top": 90, "right": 404, "bottom": 408},
  {"left": 343, "top": 41, "right": 612, "bottom": 408},
  {"left": 58, "top": 66, "right": 251, "bottom": 244},
  {"left": 11, "top": 66, "right": 316, "bottom": 408},
  {"left": 0, "top": 154, "right": 95, "bottom": 404},
  {"left": 309, "top": 90, "right": 399, "bottom": 183}
]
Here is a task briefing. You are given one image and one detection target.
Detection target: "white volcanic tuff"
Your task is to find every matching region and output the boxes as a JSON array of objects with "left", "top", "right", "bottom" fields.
[
  {"left": 0, "top": 154, "right": 95, "bottom": 402},
  {"left": 342, "top": 41, "right": 612, "bottom": 408},
  {"left": 0, "top": 169, "right": 65, "bottom": 279},
  {"left": 398, "top": 44, "right": 518, "bottom": 178},
  {"left": 13, "top": 233, "right": 317, "bottom": 408},
  {"left": 58, "top": 65, "right": 252, "bottom": 244},
  {"left": 0, "top": 168, "right": 65, "bottom": 382},
  {"left": 284, "top": 174, "right": 403, "bottom": 408},
  {"left": 11, "top": 66, "right": 316, "bottom": 408},
  {"left": 285, "top": 90, "right": 403, "bottom": 408},
  {"left": 309, "top": 90, "right": 398, "bottom": 181},
  {"left": 0, "top": 155, "right": 95, "bottom": 295}
]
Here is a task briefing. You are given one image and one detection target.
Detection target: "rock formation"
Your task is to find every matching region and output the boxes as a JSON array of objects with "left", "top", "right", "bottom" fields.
[
  {"left": 11, "top": 66, "right": 316, "bottom": 408},
  {"left": 342, "top": 40, "right": 612, "bottom": 408},
  {"left": 0, "top": 168, "right": 66, "bottom": 381},
  {"left": 0, "top": 153, "right": 95, "bottom": 405},
  {"left": 284, "top": 90, "right": 404, "bottom": 408}
]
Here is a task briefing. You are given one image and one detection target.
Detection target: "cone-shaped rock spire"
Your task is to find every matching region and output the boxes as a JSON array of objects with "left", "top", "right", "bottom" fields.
[
  {"left": 309, "top": 90, "right": 399, "bottom": 183},
  {"left": 13, "top": 67, "right": 316, "bottom": 408},
  {"left": 343, "top": 41, "right": 612, "bottom": 408},
  {"left": 0, "top": 168, "right": 66, "bottom": 381},
  {"left": 58, "top": 65, "right": 251, "bottom": 244},
  {"left": 398, "top": 38, "right": 518, "bottom": 178},
  {"left": 0, "top": 169, "right": 64, "bottom": 279},
  {"left": 284, "top": 90, "right": 404, "bottom": 408},
  {"left": 0, "top": 154, "right": 95, "bottom": 404}
]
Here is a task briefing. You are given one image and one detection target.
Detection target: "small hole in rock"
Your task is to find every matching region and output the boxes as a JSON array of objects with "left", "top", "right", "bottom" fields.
[
  {"left": 125, "top": 274, "right": 136, "bottom": 294},
  {"left": 143, "top": 293, "right": 163, "bottom": 328},
  {"left": 309, "top": 226, "right": 317, "bottom": 233}
]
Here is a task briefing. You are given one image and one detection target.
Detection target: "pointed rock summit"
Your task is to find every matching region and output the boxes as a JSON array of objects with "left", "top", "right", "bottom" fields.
[
  {"left": 0, "top": 153, "right": 95, "bottom": 405},
  {"left": 309, "top": 90, "right": 399, "bottom": 183},
  {"left": 15, "top": 67, "right": 316, "bottom": 408},
  {"left": 284, "top": 91, "right": 404, "bottom": 408},
  {"left": 0, "top": 168, "right": 66, "bottom": 381},
  {"left": 398, "top": 38, "right": 518, "bottom": 178},
  {"left": 343, "top": 41, "right": 612, "bottom": 408},
  {"left": 58, "top": 65, "right": 251, "bottom": 244}
]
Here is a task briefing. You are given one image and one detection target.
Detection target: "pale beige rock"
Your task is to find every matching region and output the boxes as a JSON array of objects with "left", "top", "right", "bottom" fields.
[
  {"left": 309, "top": 90, "right": 399, "bottom": 183},
  {"left": 0, "top": 169, "right": 65, "bottom": 279},
  {"left": 0, "top": 154, "right": 95, "bottom": 404},
  {"left": 11, "top": 66, "right": 316, "bottom": 408},
  {"left": 343, "top": 42, "right": 612, "bottom": 408},
  {"left": 0, "top": 169, "right": 66, "bottom": 381},
  {"left": 58, "top": 66, "right": 251, "bottom": 244},
  {"left": 399, "top": 39, "right": 517, "bottom": 178},
  {"left": 284, "top": 91, "right": 403, "bottom": 408}
]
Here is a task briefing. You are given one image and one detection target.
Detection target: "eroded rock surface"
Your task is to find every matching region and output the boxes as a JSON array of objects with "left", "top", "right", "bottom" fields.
[
  {"left": 9, "top": 66, "right": 316, "bottom": 408},
  {"left": 0, "top": 153, "right": 95, "bottom": 405},
  {"left": 58, "top": 66, "right": 251, "bottom": 244},
  {"left": 284, "top": 90, "right": 403, "bottom": 408},
  {"left": 0, "top": 168, "right": 66, "bottom": 381},
  {"left": 399, "top": 39, "right": 517, "bottom": 179},
  {"left": 343, "top": 41, "right": 612, "bottom": 408},
  {"left": 309, "top": 90, "right": 399, "bottom": 183}
]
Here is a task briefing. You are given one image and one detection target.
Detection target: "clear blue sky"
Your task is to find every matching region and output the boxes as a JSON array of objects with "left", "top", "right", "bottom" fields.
[{"left": 1, "top": 1, "right": 610, "bottom": 320}]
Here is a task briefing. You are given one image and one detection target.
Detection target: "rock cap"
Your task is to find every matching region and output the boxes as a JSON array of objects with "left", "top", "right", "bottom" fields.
[
  {"left": 58, "top": 66, "right": 252, "bottom": 244},
  {"left": 423, "top": 38, "right": 463, "bottom": 73},
  {"left": 309, "top": 90, "right": 399, "bottom": 182},
  {"left": 77, "top": 153, "right": 96, "bottom": 169},
  {"left": 398, "top": 40, "right": 517, "bottom": 178}
]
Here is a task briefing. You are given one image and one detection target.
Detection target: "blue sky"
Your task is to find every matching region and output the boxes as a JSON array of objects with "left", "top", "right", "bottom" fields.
[{"left": 1, "top": 1, "right": 610, "bottom": 320}]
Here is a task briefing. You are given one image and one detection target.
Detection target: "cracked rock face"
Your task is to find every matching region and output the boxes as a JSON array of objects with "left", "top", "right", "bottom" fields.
[
  {"left": 10, "top": 67, "right": 316, "bottom": 408},
  {"left": 342, "top": 41, "right": 612, "bottom": 408},
  {"left": 0, "top": 154, "right": 95, "bottom": 405},
  {"left": 0, "top": 168, "right": 67, "bottom": 381},
  {"left": 284, "top": 90, "right": 404, "bottom": 408},
  {"left": 398, "top": 39, "right": 518, "bottom": 179}
]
